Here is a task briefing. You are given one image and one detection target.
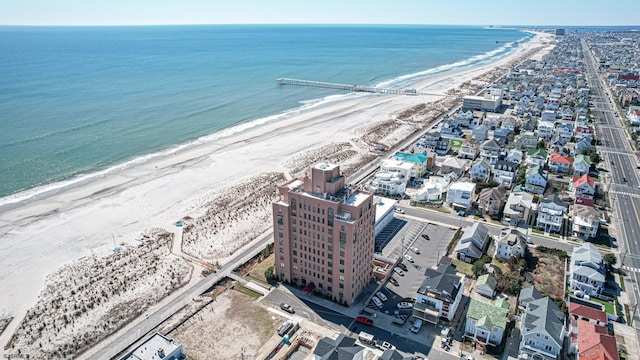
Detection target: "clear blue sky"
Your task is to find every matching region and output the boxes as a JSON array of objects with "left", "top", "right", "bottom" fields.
[{"left": 1, "top": 0, "right": 638, "bottom": 26}]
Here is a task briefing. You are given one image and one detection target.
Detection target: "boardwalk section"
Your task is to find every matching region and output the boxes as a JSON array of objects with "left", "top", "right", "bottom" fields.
[{"left": 276, "top": 78, "right": 443, "bottom": 97}]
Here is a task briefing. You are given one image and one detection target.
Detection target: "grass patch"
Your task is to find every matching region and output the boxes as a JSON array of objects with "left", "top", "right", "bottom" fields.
[
  {"left": 433, "top": 206, "right": 452, "bottom": 214},
  {"left": 619, "top": 272, "right": 626, "bottom": 292},
  {"left": 246, "top": 254, "right": 274, "bottom": 285},
  {"left": 532, "top": 229, "right": 544, "bottom": 235},
  {"left": 625, "top": 304, "right": 631, "bottom": 325},
  {"left": 491, "top": 258, "right": 506, "bottom": 272},
  {"left": 452, "top": 259, "right": 474, "bottom": 277},
  {"left": 589, "top": 296, "right": 615, "bottom": 314},
  {"left": 549, "top": 233, "right": 560, "bottom": 239},
  {"left": 232, "top": 282, "right": 262, "bottom": 299}
]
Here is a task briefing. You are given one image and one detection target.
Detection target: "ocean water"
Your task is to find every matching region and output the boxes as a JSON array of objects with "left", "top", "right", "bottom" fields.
[{"left": 0, "top": 25, "right": 529, "bottom": 201}]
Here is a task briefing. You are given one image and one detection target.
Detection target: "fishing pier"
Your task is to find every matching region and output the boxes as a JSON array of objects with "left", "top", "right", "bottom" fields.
[{"left": 276, "top": 78, "right": 443, "bottom": 96}]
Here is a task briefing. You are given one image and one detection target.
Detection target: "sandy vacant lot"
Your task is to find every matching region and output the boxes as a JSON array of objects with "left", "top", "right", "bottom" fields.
[{"left": 170, "top": 289, "right": 285, "bottom": 360}]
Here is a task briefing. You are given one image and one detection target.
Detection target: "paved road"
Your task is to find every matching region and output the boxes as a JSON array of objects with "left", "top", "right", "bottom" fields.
[{"left": 582, "top": 39, "right": 640, "bottom": 332}]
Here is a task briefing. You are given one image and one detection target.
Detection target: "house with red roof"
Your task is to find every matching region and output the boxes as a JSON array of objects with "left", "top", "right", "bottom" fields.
[
  {"left": 569, "top": 302, "right": 608, "bottom": 329},
  {"left": 571, "top": 174, "right": 596, "bottom": 207},
  {"left": 574, "top": 126, "right": 594, "bottom": 142},
  {"left": 568, "top": 320, "right": 618, "bottom": 360},
  {"left": 549, "top": 155, "right": 573, "bottom": 174},
  {"left": 627, "top": 105, "right": 640, "bottom": 126}
]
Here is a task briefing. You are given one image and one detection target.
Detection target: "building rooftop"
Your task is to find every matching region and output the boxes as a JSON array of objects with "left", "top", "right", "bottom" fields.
[
  {"left": 314, "top": 162, "right": 339, "bottom": 171},
  {"left": 120, "top": 333, "right": 185, "bottom": 360},
  {"left": 467, "top": 298, "right": 508, "bottom": 330}
]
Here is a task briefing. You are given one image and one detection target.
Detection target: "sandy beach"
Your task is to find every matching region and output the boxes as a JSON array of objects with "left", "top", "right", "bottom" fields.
[{"left": 0, "top": 31, "right": 553, "bottom": 357}]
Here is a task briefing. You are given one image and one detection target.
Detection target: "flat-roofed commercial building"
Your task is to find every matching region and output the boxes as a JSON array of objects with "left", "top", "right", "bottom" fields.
[
  {"left": 462, "top": 87, "right": 504, "bottom": 112},
  {"left": 273, "top": 162, "right": 375, "bottom": 305}
]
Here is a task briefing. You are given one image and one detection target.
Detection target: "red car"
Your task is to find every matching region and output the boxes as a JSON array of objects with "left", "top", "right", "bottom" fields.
[{"left": 355, "top": 316, "right": 373, "bottom": 326}]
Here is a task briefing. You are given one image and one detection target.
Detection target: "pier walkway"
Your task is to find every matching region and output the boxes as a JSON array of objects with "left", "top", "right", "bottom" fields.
[{"left": 276, "top": 78, "right": 443, "bottom": 97}]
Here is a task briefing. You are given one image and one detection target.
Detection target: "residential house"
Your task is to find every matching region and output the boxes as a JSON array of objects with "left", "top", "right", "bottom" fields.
[
  {"left": 573, "top": 155, "right": 591, "bottom": 177},
  {"left": 516, "top": 132, "right": 539, "bottom": 150},
  {"left": 518, "top": 286, "right": 543, "bottom": 310},
  {"left": 569, "top": 301, "right": 608, "bottom": 329},
  {"left": 571, "top": 321, "right": 619, "bottom": 360},
  {"left": 501, "top": 117, "right": 519, "bottom": 131},
  {"left": 394, "top": 152, "right": 432, "bottom": 177},
  {"left": 483, "top": 116, "right": 501, "bottom": 129},
  {"left": 367, "top": 172, "right": 406, "bottom": 196},
  {"left": 472, "top": 125, "right": 490, "bottom": 142},
  {"left": 440, "top": 157, "right": 467, "bottom": 177},
  {"left": 572, "top": 204, "right": 601, "bottom": 240},
  {"left": 414, "top": 264, "right": 465, "bottom": 324},
  {"left": 556, "top": 123, "right": 574, "bottom": 143},
  {"left": 519, "top": 297, "right": 566, "bottom": 360},
  {"left": 570, "top": 243, "right": 606, "bottom": 296},
  {"left": 541, "top": 109, "right": 558, "bottom": 122},
  {"left": 459, "top": 138, "right": 480, "bottom": 160},
  {"left": 495, "top": 228, "right": 527, "bottom": 260},
  {"left": 493, "top": 128, "right": 511, "bottom": 143},
  {"left": 525, "top": 165, "right": 548, "bottom": 195},
  {"left": 493, "top": 159, "right": 519, "bottom": 187},
  {"left": 571, "top": 174, "right": 596, "bottom": 207},
  {"left": 446, "top": 181, "right": 476, "bottom": 211},
  {"left": 465, "top": 299, "right": 508, "bottom": 347},
  {"left": 414, "top": 176, "right": 451, "bottom": 203},
  {"left": 481, "top": 139, "right": 502, "bottom": 165},
  {"left": 424, "top": 132, "right": 451, "bottom": 155},
  {"left": 526, "top": 149, "right": 548, "bottom": 167},
  {"left": 478, "top": 186, "right": 508, "bottom": 217},
  {"left": 537, "top": 121, "right": 555, "bottom": 140},
  {"left": 441, "top": 121, "right": 464, "bottom": 139},
  {"left": 549, "top": 155, "right": 573, "bottom": 174},
  {"left": 313, "top": 334, "right": 364, "bottom": 360},
  {"left": 503, "top": 191, "right": 535, "bottom": 226},
  {"left": 537, "top": 194, "right": 567, "bottom": 233},
  {"left": 505, "top": 149, "right": 524, "bottom": 163},
  {"left": 561, "top": 106, "right": 574, "bottom": 120},
  {"left": 454, "top": 222, "right": 490, "bottom": 263},
  {"left": 627, "top": 105, "right": 640, "bottom": 125},
  {"left": 475, "top": 274, "right": 497, "bottom": 298},
  {"left": 470, "top": 159, "right": 492, "bottom": 182},
  {"left": 574, "top": 138, "right": 591, "bottom": 155},
  {"left": 380, "top": 159, "right": 413, "bottom": 184},
  {"left": 574, "top": 126, "right": 594, "bottom": 143}
]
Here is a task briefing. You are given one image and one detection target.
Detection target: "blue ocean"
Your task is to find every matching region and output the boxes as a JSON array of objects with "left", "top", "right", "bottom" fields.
[{"left": 0, "top": 25, "right": 529, "bottom": 200}]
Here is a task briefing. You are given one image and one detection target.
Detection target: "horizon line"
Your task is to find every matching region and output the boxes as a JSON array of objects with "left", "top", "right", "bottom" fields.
[{"left": 0, "top": 23, "right": 638, "bottom": 28}]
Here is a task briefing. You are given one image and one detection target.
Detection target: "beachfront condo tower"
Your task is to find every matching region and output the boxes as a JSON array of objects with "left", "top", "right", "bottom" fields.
[{"left": 272, "top": 162, "right": 375, "bottom": 305}]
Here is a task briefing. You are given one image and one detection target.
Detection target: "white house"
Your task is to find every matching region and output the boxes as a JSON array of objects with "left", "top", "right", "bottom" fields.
[
  {"left": 536, "top": 194, "right": 567, "bottom": 233},
  {"left": 414, "top": 264, "right": 465, "bottom": 324},
  {"left": 495, "top": 228, "right": 527, "bottom": 260},
  {"left": 525, "top": 165, "right": 548, "bottom": 195},
  {"left": 627, "top": 105, "right": 640, "bottom": 125},
  {"left": 503, "top": 191, "right": 535, "bottom": 226},
  {"left": 472, "top": 125, "right": 490, "bottom": 142},
  {"left": 446, "top": 181, "right": 476, "bottom": 211},
  {"left": 569, "top": 243, "right": 606, "bottom": 296},
  {"left": 470, "top": 159, "right": 492, "bottom": 182},
  {"left": 541, "top": 109, "right": 558, "bottom": 122},
  {"left": 380, "top": 159, "right": 413, "bottom": 184},
  {"left": 440, "top": 157, "right": 467, "bottom": 177},
  {"left": 414, "top": 176, "right": 451, "bottom": 203},
  {"left": 526, "top": 149, "right": 548, "bottom": 167},
  {"left": 465, "top": 298, "right": 508, "bottom": 347},
  {"left": 455, "top": 222, "right": 490, "bottom": 263},
  {"left": 572, "top": 204, "right": 600, "bottom": 239},
  {"left": 459, "top": 138, "right": 480, "bottom": 160},
  {"left": 475, "top": 274, "right": 497, "bottom": 298},
  {"left": 505, "top": 149, "right": 524, "bottom": 164},
  {"left": 548, "top": 155, "right": 573, "bottom": 174},
  {"left": 519, "top": 297, "right": 565, "bottom": 360},
  {"left": 366, "top": 172, "right": 406, "bottom": 196},
  {"left": 537, "top": 121, "right": 555, "bottom": 140},
  {"left": 493, "top": 159, "right": 519, "bottom": 187},
  {"left": 481, "top": 139, "right": 502, "bottom": 165}
]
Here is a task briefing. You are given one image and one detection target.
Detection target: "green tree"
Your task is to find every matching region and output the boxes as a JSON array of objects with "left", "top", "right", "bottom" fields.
[
  {"left": 582, "top": 146, "right": 602, "bottom": 164},
  {"left": 603, "top": 253, "right": 617, "bottom": 269},
  {"left": 264, "top": 265, "right": 275, "bottom": 281},
  {"left": 515, "top": 166, "right": 527, "bottom": 186},
  {"left": 537, "top": 139, "right": 546, "bottom": 149}
]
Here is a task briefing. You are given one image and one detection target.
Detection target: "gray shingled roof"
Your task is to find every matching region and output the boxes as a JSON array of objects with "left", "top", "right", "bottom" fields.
[
  {"left": 522, "top": 297, "right": 565, "bottom": 344},
  {"left": 418, "top": 264, "right": 462, "bottom": 302},
  {"left": 313, "top": 334, "right": 363, "bottom": 360},
  {"left": 519, "top": 286, "right": 542, "bottom": 307}
]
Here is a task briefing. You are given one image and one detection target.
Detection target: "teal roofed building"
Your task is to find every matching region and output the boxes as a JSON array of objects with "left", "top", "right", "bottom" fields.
[
  {"left": 394, "top": 152, "right": 433, "bottom": 177},
  {"left": 475, "top": 274, "right": 497, "bottom": 298},
  {"left": 573, "top": 154, "right": 591, "bottom": 176},
  {"left": 464, "top": 299, "right": 509, "bottom": 347}
]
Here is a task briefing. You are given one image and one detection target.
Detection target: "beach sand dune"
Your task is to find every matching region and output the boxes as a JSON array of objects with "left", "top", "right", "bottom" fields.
[{"left": 0, "top": 32, "right": 554, "bottom": 357}]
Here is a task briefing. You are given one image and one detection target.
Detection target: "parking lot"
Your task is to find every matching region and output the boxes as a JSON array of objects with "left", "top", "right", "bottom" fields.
[{"left": 367, "top": 219, "right": 457, "bottom": 332}]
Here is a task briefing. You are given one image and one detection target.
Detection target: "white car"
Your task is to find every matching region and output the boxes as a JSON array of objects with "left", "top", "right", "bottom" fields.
[
  {"left": 380, "top": 341, "right": 396, "bottom": 351},
  {"left": 394, "top": 208, "right": 405, "bottom": 214},
  {"left": 393, "top": 267, "right": 405, "bottom": 276},
  {"left": 410, "top": 319, "right": 423, "bottom": 333},
  {"left": 410, "top": 247, "right": 420, "bottom": 254},
  {"left": 404, "top": 254, "right": 414, "bottom": 263},
  {"left": 397, "top": 302, "right": 413, "bottom": 309},
  {"left": 376, "top": 291, "right": 388, "bottom": 302},
  {"left": 371, "top": 296, "right": 383, "bottom": 308}
]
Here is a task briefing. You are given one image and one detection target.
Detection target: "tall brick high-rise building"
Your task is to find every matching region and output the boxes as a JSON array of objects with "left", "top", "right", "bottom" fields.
[{"left": 273, "top": 162, "right": 375, "bottom": 305}]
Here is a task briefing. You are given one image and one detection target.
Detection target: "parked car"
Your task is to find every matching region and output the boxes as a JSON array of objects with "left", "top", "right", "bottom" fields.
[
  {"left": 410, "top": 319, "right": 423, "bottom": 333},
  {"left": 394, "top": 208, "right": 405, "bottom": 214},
  {"left": 404, "top": 254, "right": 415, "bottom": 263},
  {"left": 411, "top": 247, "right": 421, "bottom": 254},
  {"left": 277, "top": 320, "right": 294, "bottom": 336},
  {"left": 421, "top": 234, "right": 430, "bottom": 240},
  {"left": 389, "top": 277, "right": 399, "bottom": 286},
  {"left": 371, "top": 296, "right": 383, "bottom": 308},
  {"left": 379, "top": 341, "right": 396, "bottom": 351},
  {"left": 280, "top": 303, "right": 295, "bottom": 314},
  {"left": 397, "top": 262, "right": 408, "bottom": 271},
  {"left": 355, "top": 316, "right": 373, "bottom": 326},
  {"left": 376, "top": 291, "right": 388, "bottom": 302},
  {"left": 397, "top": 302, "right": 413, "bottom": 309},
  {"left": 393, "top": 267, "right": 405, "bottom": 276}
]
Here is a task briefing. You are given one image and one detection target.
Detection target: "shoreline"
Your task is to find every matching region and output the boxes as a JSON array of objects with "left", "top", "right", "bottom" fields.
[{"left": 0, "top": 31, "right": 554, "bottom": 356}]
